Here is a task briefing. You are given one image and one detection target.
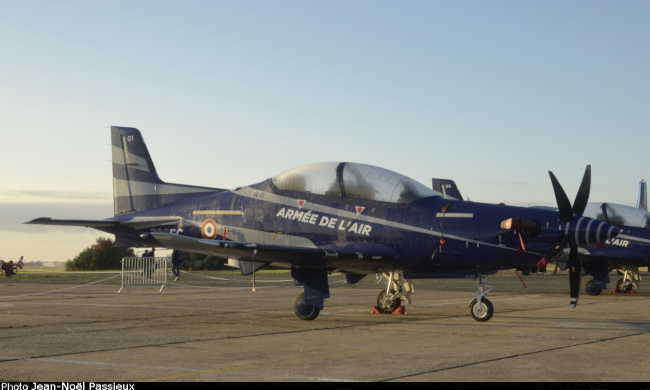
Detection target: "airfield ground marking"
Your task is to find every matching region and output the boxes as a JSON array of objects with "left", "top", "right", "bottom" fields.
[
  {"left": 0, "top": 271, "right": 346, "bottom": 296},
  {"left": 384, "top": 330, "right": 650, "bottom": 382},
  {"left": 180, "top": 270, "right": 295, "bottom": 283},
  {"left": 462, "top": 307, "right": 650, "bottom": 338},
  {"left": 0, "top": 275, "right": 121, "bottom": 297},
  {"left": 146, "top": 344, "right": 400, "bottom": 382},
  {"left": 4, "top": 291, "right": 647, "bottom": 381},
  {"left": 0, "top": 355, "right": 201, "bottom": 373},
  {"left": 422, "top": 296, "right": 529, "bottom": 307},
  {"left": 0, "top": 355, "right": 359, "bottom": 382},
  {"left": 42, "top": 301, "right": 294, "bottom": 314}
]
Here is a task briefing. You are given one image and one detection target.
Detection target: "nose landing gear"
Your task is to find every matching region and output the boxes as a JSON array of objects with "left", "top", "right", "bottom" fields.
[{"left": 469, "top": 274, "right": 494, "bottom": 322}]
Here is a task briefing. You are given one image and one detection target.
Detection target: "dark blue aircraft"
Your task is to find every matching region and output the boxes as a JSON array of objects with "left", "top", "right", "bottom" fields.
[
  {"left": 433, "top": 178, "right": 650, "bottom": 296},
  {"left": 27, "top": 127, "right": 620, "bottom": 321},
  {"left": 560, "top": 180, "right": 650, "bottom": 296}
]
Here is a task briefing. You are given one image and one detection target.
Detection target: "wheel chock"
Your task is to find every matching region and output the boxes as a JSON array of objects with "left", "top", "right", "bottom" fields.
[
  {"left": 392, "top": 306, "right": 406, "bottom": 315},
  {"left": 610, "top": 289, "right": 638, "bottom": 294},
  {"left": 370, "top": 306, "right": 406, "bottom": 314}
]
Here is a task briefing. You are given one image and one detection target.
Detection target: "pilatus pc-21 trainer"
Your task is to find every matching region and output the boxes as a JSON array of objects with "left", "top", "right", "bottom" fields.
[{"left": 27, "top": 127, "right": 619, "bottom": 321}]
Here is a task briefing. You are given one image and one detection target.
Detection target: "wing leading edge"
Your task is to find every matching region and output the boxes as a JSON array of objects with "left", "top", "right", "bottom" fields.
[
  {"left": 25, "top": 216, "right": 182, "bottom": 230},
  {"left": 144, "top": 233, "right": 396, "bottom": 273}
]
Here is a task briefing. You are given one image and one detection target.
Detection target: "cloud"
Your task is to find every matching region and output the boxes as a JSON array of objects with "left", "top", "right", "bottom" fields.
[
  {"left": 0, "top": 202, "right": 113, "bottom": 232},
  {"left": 0, "top": 189, "right": 112, "bottom": 205}
]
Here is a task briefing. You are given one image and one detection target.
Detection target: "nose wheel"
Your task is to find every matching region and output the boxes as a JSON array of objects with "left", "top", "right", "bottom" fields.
[
  {"left": 469, "top": 274, "right": 494, "bottom": 322},
  {"left": 469, "top": 297, "right": 494, "bottom": 322}
]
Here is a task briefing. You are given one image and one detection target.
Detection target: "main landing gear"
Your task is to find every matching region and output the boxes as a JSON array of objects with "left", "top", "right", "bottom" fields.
[
  {"left": 375, "top": 271, "right": 413, "bottom": 313},
  {"left": 584, "top": 266, "right": 641, "bottom": 296},
  {"left": 294, "top": 270, "right": 497, "bottom": 321},
  {"left": 469, "top": 274, "right": 494, "bottom": 322},
  {"left": 584, "top": 279, "right": 603, "bottom": 296},
  {"left": 374, "top": 271, "right": 496, "bottom": 322},
  {"left": 294, "top": 292, "right": 320, "bottom": 321},
  {"left": 614, "top": 266, "right": 641, "bottom": 294}
]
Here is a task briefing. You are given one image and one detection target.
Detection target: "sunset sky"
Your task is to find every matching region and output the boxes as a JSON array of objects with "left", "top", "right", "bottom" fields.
[{"left": 1, "top": 1, "right": 649, "bottom": 262}]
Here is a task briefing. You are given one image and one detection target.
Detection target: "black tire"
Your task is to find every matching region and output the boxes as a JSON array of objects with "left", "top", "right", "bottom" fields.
[
  {"left": 616, "top": 278, "right": 632, "bottom": 293},
  {"left": 377, "top": 289, "right": 401, "bottom": 313},
  {"left": 585, "top": 280, "right": 603, "bottom": 296},
  {"left": 294, "top": 292, "right": 320, "bottom": 321},
  {"left": 469, "top": 297, "right": 494, "bottom": 322}
]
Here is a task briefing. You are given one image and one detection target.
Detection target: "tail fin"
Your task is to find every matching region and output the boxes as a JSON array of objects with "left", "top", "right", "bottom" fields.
[
  {"left": 432, "top": 178, "right": 464, "bottom": 201},
  {"left": 111, "top": 127, "right": 224, "bottom": 215},
  {"left": 636, "top": 180, "right": 647, "bottom": 211}
]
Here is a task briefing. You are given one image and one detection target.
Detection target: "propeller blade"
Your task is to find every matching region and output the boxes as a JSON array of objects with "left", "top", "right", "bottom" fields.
[
  {"left": 572, "top": 165, "right": 591, "bottom": 216},
  {"left": 549, "top": 171, "right": 574, "bottom": 222},
  {"left": 568, "top": 246, "right": 581, "bottom": 308}
]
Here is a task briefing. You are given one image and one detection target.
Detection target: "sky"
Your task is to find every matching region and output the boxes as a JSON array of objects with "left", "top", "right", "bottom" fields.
[{"left": 1, "top": 1, "right": 649, "bottom": 262}]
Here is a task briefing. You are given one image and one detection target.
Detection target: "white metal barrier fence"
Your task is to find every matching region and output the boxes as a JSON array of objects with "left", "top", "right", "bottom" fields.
[{"left": 119, "top": 257, "right": 169, "bottom": 293}]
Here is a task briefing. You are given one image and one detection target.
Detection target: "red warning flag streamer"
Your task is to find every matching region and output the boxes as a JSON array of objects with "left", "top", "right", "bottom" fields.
[{"left": 515, "top": 270, "right": 527, "bottom": 288}]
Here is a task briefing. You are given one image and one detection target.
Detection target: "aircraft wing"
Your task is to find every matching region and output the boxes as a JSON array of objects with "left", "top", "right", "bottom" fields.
[
  {"left": 145, "top": 233, "right": 396, "bottom": 272},
  {"left": 26, "top": 216, "right": 182, "bottom": 230},
  {"left": 580, "top": 250, "right": 649, "bottom": 268}
]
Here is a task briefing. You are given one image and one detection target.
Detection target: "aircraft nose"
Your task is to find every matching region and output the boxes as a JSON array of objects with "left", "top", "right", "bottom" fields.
[{"left": 562, "top": 217, "right": 619, "bottom": 246}]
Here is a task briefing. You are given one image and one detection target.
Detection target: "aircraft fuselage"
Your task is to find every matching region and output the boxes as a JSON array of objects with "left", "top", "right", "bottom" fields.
[{"left": 107, "top": 178, "right": 586, "bottom": 276}]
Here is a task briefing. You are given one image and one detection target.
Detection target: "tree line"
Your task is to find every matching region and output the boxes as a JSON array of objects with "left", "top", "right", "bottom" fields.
[{"left": 65, "top": 237, "right": 232, "bottom": 271}]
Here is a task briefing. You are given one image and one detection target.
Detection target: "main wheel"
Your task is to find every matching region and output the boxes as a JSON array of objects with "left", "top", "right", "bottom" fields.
[
  {"left": 294, "top": 292, "right": 320, "bottom": 321},
  {"left": 376, "top": 289, "right": 401, "bottom": 313},
  {"left": 585, "top": 279, "right": 603, "bottom": 296},
  {"left": 616, "top": 278, "right": 633, "bottom": 293},
  {"left": 469, "top": 297, "right": 494, "bottom": 322}
]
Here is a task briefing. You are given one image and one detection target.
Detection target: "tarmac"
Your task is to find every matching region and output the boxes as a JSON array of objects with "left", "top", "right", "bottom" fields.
[{"left": 1, "top": 270, "right": 650, "bottom": 383}]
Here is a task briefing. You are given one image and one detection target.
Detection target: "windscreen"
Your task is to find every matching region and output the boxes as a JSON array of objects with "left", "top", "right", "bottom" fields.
[
  {"left": 272, "top": 162, "right": 440, "bottom": 204},
  {"left": 271, "top": 162, "right": 341, "bottom": 196},
  {"left": 342, "top": 163, "right": 439, "bottom": 203}
]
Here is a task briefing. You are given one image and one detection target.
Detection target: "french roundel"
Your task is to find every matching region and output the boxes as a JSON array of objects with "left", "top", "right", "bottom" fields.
[{"left": 201, "top": 219, "right": 218, "bottom": 239}]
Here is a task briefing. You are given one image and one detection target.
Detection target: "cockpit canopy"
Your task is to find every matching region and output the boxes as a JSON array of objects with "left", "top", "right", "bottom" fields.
[
  {"left": 271, "top": 162, "right": 440, "bottom": 204},
  {"left": 583, "top": 202, "right": 650, "bottom": 229}
]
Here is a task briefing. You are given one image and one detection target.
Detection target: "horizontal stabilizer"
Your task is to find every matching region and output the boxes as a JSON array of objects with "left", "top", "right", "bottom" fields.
[
  {"left": 25, "top": 218, "right": 121, "bottom": 228},
  {"left": 25, "top": 216, "right": 181, "bottom": 230}
]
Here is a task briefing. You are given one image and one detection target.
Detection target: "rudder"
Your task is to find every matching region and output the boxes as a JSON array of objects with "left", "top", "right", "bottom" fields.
[
  {"left": 111, "top": 126, "right": 224, "bottom": 215},
  {"left": 636, "top": 180, "right": 647, "bottom": 211}
]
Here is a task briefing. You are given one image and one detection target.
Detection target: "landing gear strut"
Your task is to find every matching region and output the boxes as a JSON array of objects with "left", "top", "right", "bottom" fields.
[
  {"left": 469, "top": 274, "right": 494, "bottom": 322},
  {"left": 615, "top": 266, "right": 641, "bottom": 294},
  {"left": 375, "top": 271, "right": 413, "bottom": 313}
]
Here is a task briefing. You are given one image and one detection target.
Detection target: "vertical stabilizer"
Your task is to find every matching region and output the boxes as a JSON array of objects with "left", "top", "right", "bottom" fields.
[
  {"left": 637, "top": 180, "right": 647, "bottom": 211},
  {"left": 111, "top": 126, "right": 224, "bottom": 215},
  {"left": 432, "top": 178, "right": 464, "bottom": 201}
]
